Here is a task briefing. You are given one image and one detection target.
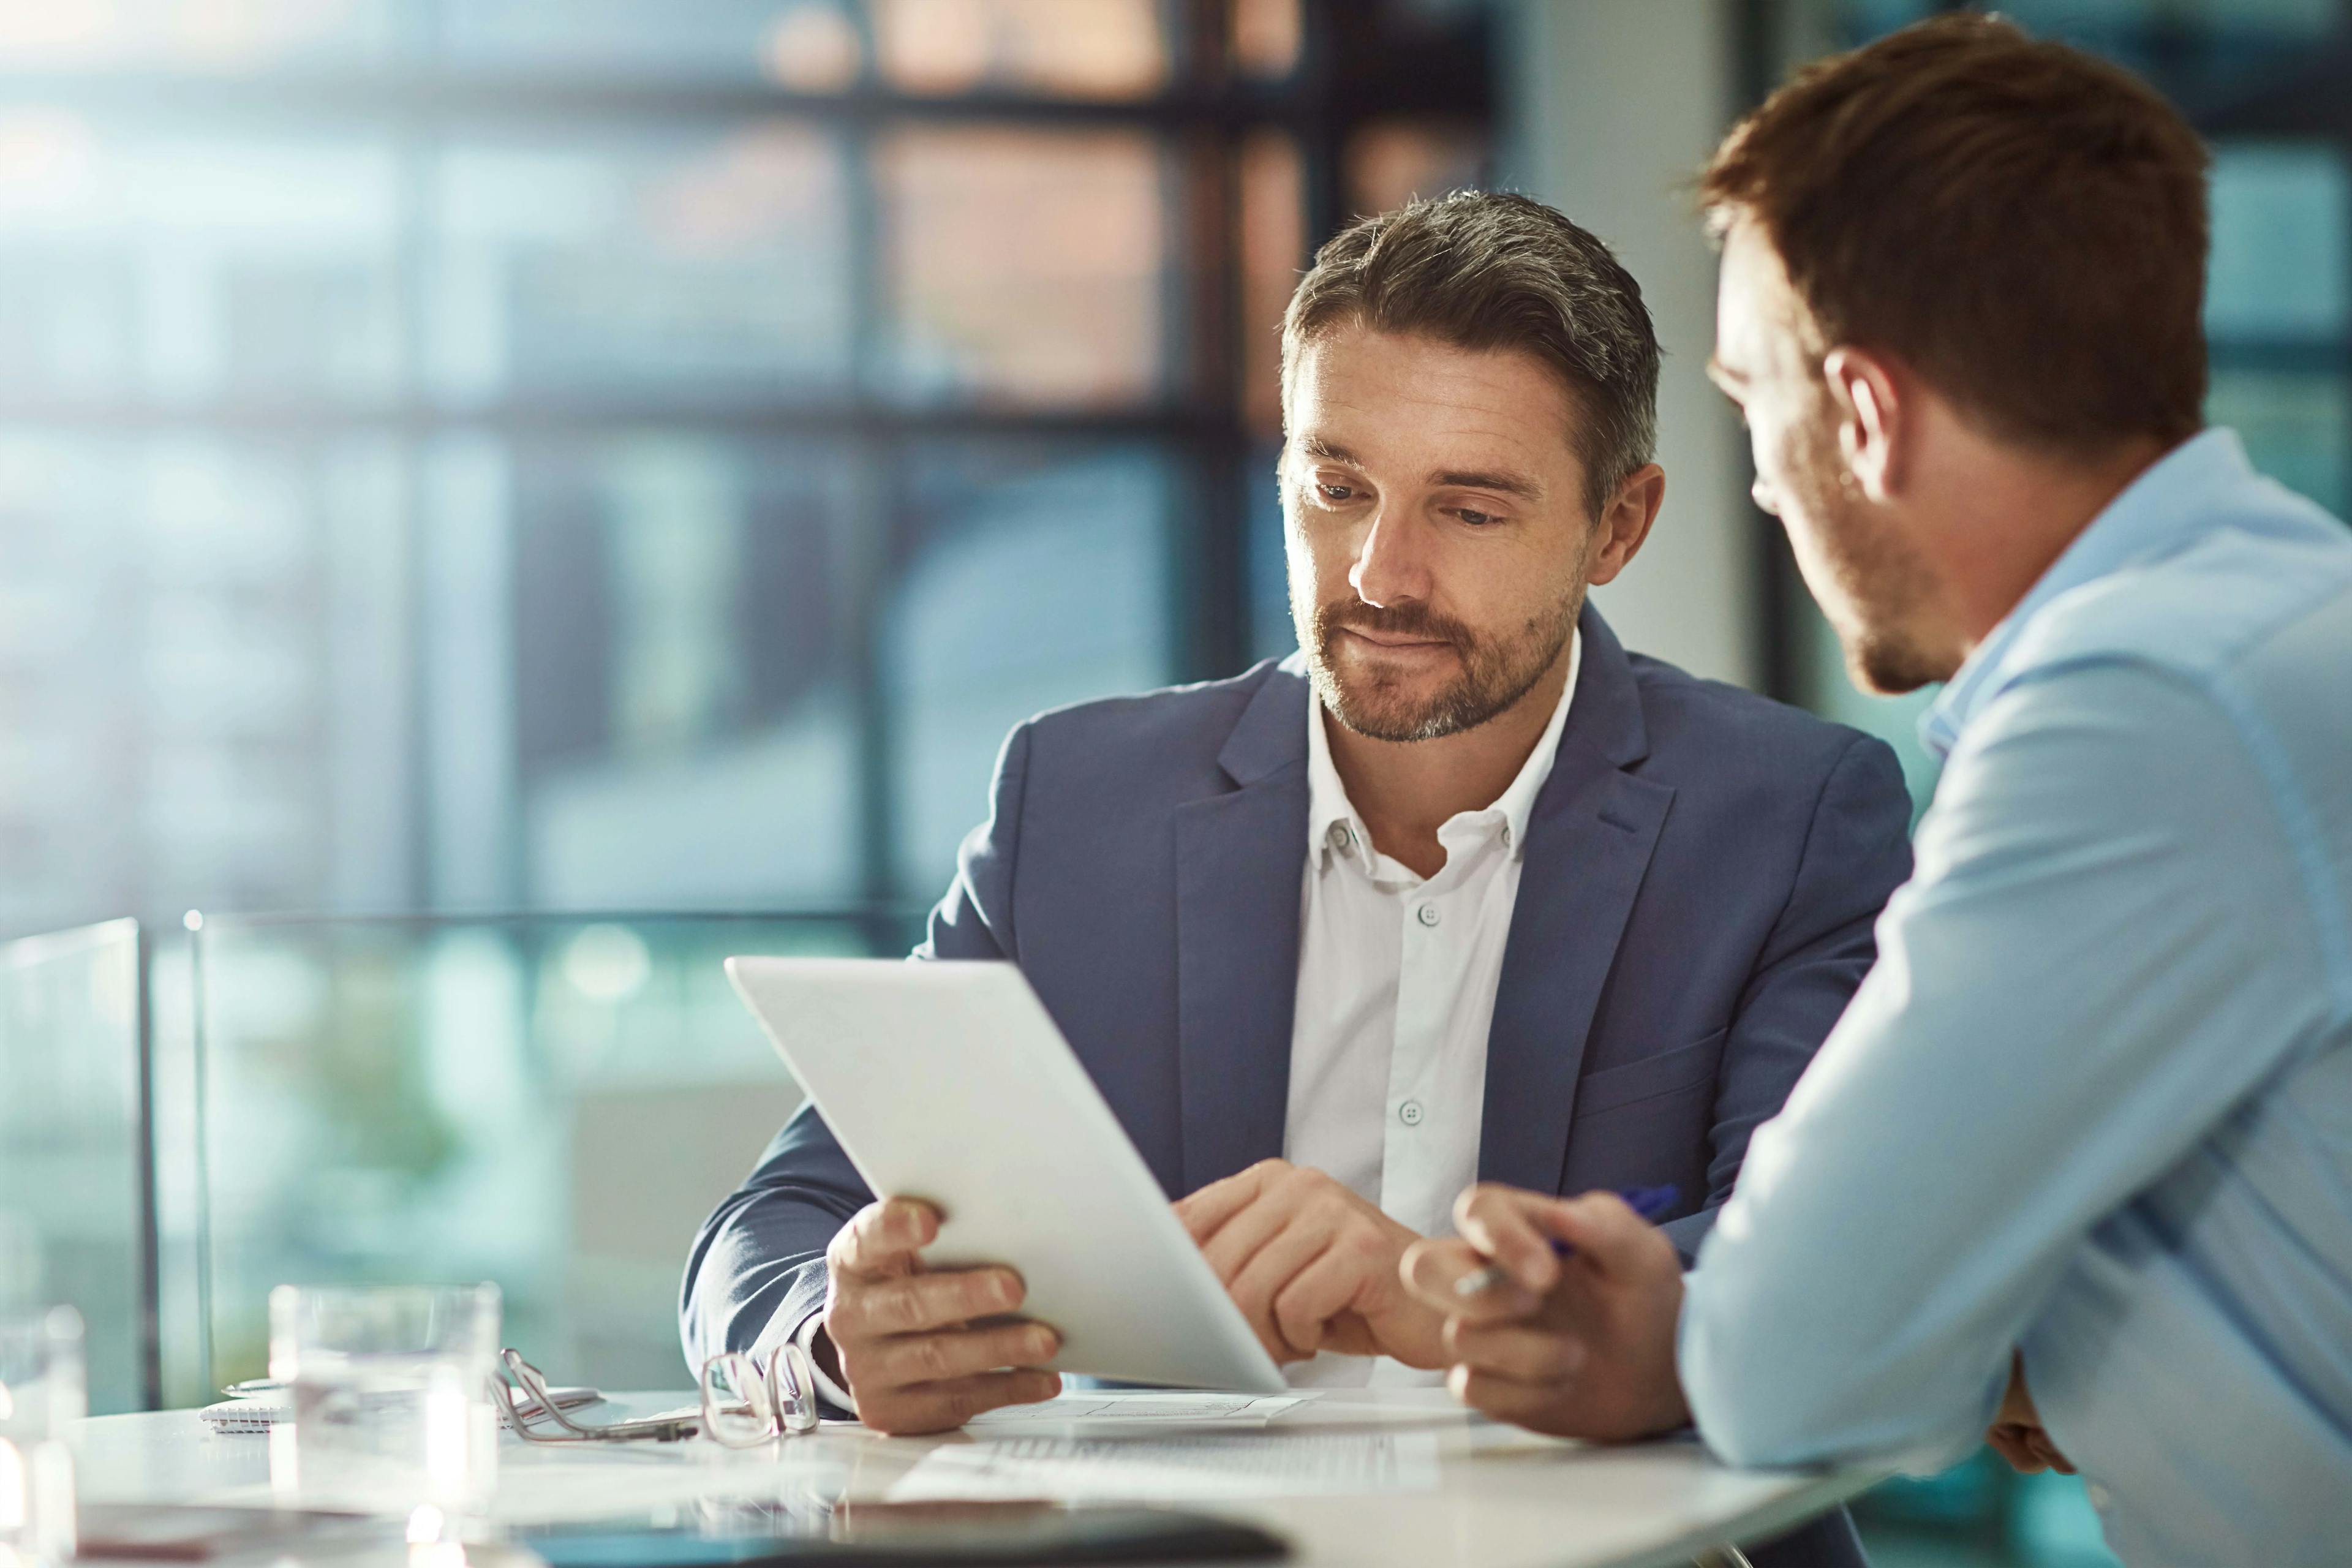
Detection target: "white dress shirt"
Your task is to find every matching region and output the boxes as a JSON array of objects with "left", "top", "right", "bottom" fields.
[{"left": 1282, "top": 631, "right": 1579, "bottom": 1387}]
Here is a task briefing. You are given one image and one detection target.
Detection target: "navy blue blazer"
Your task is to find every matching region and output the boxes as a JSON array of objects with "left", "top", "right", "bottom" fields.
[{"left": 684, "top": 605, "right": 1913, "bottom": 1373}]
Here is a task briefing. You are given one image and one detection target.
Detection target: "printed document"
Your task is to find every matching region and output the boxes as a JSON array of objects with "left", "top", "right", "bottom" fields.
[{"left": 888, "top": 1431, "right": 1442, "bottom": 1502}]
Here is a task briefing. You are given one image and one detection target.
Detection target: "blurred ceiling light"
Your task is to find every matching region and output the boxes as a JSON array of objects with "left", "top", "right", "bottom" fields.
[
  {"left": 762, "top": 4, "right": 860, "bottom": 93},
  {"left": 0, "top": 110, "right": 97, "bottom": 213},
  {"left": 1231, "top": 0, "right": 1301, "bottom": 79},
  {"left": 876, "top": 0, "right": 1166, "bottom": 99},
  {"left": 562, "top": 923, "right": 651, "bottom": 1005}
]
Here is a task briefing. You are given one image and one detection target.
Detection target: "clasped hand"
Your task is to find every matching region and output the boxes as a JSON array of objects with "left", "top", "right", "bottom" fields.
[
  {"left": 1398, "top": 1183, "right": 1692, "bottom": 1440},
  {"left": 1175, "top": 1158, "right": 1449, "bottom": 1368}
]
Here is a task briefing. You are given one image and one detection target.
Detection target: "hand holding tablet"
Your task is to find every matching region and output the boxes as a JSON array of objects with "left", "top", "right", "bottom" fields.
[{"left": 726, "top": 957, "right": 1287, "bottom": 1432}]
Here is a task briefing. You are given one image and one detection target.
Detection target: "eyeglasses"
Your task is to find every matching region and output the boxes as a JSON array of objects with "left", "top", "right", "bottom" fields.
[
  {"left": 494, "top": 1343, "right": 818, "bottom": 1446},
  {"left": 698, "top": 1343, "right": 821, "bottom": 1447}
]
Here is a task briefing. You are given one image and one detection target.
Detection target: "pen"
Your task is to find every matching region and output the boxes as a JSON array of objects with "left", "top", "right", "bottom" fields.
[{"left": 1452, "top": 1183, "right": 1681, "bottom": 1298}]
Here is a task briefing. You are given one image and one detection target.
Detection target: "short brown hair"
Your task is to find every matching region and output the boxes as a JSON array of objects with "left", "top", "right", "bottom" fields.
[
  {"left": 1699, "top": 13, "right": 2211, "bottom": 453},
  {"left": 1282, "top": 190, "right": 1660, "bottom": 518}
]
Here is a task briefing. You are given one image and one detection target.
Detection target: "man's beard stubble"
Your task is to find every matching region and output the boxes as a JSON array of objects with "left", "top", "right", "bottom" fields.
[
  {"left": 1781, "top": 409, "right": 1954, "bottom": 696},
  {"left": 1303, "top": 592, "right": 1580, "bottom": 744}
]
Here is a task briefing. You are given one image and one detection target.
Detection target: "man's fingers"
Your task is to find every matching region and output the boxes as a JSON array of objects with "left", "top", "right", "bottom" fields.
[
  {"left": 1196, "top": 1185, "right": 1295, "bottom": 1286},
  {"left": 1401, "top": 1237, "right": 1540, "bottom": 1322},
  {"left": 1174, "top": 1163, "right": 1274, "bottom": 1244},
  {"left": 1267, "top": 1243, "right": 1373, "bottom": 1359},
  {"left": 1452, "top": 1185, "right": 1567, "bottom": 1294},
  {"left": 1444, "top": 1363, "right": 1580, "bottom": 1433},
  {"left": 1444, "top": 1318, "right": 1588, "bottom": 1383},
  {"left": 862, "top": 1321, "right": 1061, "bottom": 1389},
  {"left": 1986, "top": 1423, "right": 2048, "bottom": 1474},
  {"left": 863, "top": 1370, "right": 1063, "bottom": 1436},
  {"left": 832, "top": 1199, "right": 940, "bottom": 1276},
  {"left": 832, "top": 1266, "right": 1024, "bottom": 1340},
  {"left": 1227, "top": 1224, "right": 1332, "bottom": 1362},
  {"left": 1527, "top": 1191, "right": 1661, "bottom": 1275}
]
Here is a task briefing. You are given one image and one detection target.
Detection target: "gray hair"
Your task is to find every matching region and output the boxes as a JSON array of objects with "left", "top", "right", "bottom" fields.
[{"left": 1281, "top": 190, "right": 1661, "bottom": 518}]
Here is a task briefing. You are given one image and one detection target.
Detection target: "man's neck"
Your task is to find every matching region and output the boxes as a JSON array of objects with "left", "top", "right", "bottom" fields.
[
  {"left": 1324, "top": 643, "right": 1573, "bottom": 880},
  {"left": 1939, "top": 432, "right": 2176, "bottom": 655}
]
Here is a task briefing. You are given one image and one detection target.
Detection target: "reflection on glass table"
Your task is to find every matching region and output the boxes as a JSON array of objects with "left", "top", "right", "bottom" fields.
[{"left": 180, "top": 911, "right": 919, "bottom": 1409}]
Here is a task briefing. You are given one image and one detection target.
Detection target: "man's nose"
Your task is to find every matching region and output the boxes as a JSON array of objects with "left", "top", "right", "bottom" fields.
[{"left": 1348, "top": 505, "right": 1434, "bottom": 609}]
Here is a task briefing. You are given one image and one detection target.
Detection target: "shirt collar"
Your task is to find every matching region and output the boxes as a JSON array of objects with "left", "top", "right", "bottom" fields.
[
  {"left": 1919, "top": 428, "right": 2253, "bottom": 759},
  {"left": 1307, "top": 627, "right": 1580, "bottom": 869}
]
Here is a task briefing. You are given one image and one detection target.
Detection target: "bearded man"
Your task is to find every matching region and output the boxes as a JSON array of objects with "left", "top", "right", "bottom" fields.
[{"left": 682, "top": 189, "right": 1912, "bottom": 1567}]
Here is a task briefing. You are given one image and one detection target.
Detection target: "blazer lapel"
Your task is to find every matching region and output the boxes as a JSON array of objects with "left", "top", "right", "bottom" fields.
[
  {"left": 1479, "top": 607, "right": 1675, "bottom": 1194},
  {"left": 1173, "top": 665, "right": 1310, "bottom": 1196}
]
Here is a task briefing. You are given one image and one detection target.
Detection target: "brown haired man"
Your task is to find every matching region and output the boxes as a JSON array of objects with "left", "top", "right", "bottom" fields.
[
  {"left": 1403, "top": 16, "right": 2352, "bottom": 1566},
  {"left": 690, "top": 189, "right": 1910, "bottom": 1566}
]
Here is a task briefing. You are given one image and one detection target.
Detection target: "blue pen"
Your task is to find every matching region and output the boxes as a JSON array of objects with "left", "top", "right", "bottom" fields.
[{"left": 1453, "top": 1183, "right": 1681, "bottom": 1298}]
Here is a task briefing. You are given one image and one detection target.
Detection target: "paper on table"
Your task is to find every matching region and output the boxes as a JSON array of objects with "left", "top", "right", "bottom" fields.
[
  {"left": 888, "top": 1431, "right": 1441, "bottom": 1502},
  {"left": 963, "top": 1392, "right": 1303, "bottom": 1426}
]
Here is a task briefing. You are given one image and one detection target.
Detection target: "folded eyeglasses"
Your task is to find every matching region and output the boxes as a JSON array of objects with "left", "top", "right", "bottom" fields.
[{"left": 494, "top": 1343, "right": 820, "bottom": 1446}]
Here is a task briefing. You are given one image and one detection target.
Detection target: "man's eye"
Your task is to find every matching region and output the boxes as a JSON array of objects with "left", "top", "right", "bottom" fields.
[
  {"left": 1453, "top": 508, "right": 1498, "bottom": 526},
  {"left": 1317, "top": 483, "right": 1356, "bottom": 503}
]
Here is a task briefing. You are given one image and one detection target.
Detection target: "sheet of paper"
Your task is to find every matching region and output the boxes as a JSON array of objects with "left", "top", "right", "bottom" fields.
[
  {"left": 963, "top": 1392, "right": 1303, "bottom": 1426},
  {"left": 888, "top": 1431, "right": 1442, "bottom": 1502}
]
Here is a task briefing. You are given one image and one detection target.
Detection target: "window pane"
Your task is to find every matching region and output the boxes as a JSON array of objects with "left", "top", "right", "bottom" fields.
[
  {"left": 2209, "top": 369, "right": 2351, "bottom": 518},
  {"left": 430, "top": 126, "right": 853, "bottom": 403},
  {"left": 1345, "top": 119, "right": 1488, "bottom": 219},
  {"left": 0, "top": 921, "right": 145, "bottom": 1412},
  {"left": 2207, "top": 143, "right": 2350, "bottom": 342},
  {"left": 432, "top": 0, "right": 859, "bottom": 88},
  {"left": 1247, "top": 439, "right": 1295, "bottom": 664},
  {"left": 1995, "top": 0, "right": 2337, "bottom": 39},
  {"left": 880, "top": 127, "right": 1164, "bottom": 406},
  {"left": 0, "top": 431, "right": 407, "bottom": 927},
  {"left": 887, "top": 442, "right": 1174, "bottom": 895},
  {"left": 188, "top": 914, "right": 888, "bottom": 1395},
  {"left": 1240, "top": 131, "right": 1304, "bottom": 434},
  {"left": 0, "top": 116, "right": 399, "bottom": 402},
  {"left": 873, "top": 0, "right": 1167, "bottom": 99},
  {"left": 1232, "top": 0, "right": 1303, "bottom": 80},
  {"left": 0, "top": 0, "right": 396, "bottom": 72},
  {"left": 496, "top": 435, "right": 862, "bottom": 910}
]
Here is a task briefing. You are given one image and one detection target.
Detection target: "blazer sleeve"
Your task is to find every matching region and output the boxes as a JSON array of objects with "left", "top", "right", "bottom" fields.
[
  {"left": 1656, "top": 732, "right": 1913, "bottom": 1262},
  {"left": 677, "top": 722, "right": 1036, "bottom": 1373}
]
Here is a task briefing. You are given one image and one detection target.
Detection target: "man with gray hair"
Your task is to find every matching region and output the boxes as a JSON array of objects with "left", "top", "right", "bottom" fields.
[{"left": 685, "top": 189, "right": 1909, "bottom": 1564}]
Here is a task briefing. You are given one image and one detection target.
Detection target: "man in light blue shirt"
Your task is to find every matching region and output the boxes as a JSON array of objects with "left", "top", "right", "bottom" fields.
[{"left": 1398, "top": 15, "right": 2352, "bottom": 1565}]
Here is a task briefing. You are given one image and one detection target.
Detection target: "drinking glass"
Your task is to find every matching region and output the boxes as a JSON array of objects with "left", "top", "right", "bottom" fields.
[
  {"left": 266, "top": 1284, "right": 501, "bottom": 1526},
  {"left": 0, "top": 1305, "right": 83, "bottom": 1568}
]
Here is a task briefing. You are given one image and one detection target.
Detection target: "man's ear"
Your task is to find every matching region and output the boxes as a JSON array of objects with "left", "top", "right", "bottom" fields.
[
  {"left": 1822, "top": 346, "right": 1905, "bottom": 503},
  {"left": 1585, "top": 462, "right": 1666, "bottom": 587}
]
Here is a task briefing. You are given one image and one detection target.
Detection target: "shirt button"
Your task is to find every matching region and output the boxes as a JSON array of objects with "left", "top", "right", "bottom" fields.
[
  {"left": 1500, "top": 825, "right": 1512, "bottom": 849},
  {"left": 1415, "top": 903, "right": 1441, "bottom": 928},
  {"left": 1398, "top": 1100, "right": 1424, "bottom": 1126},
  {"left": 1327, "top": 823, "right": 1352, "bottom": 853},
  {"left": 2086, "top": 1483, "right": 2111, "bottom": 1510}
]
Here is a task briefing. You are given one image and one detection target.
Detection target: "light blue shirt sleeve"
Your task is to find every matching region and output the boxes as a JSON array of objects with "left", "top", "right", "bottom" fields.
[{"left": 1677, "top": 658, "right": 2337, "bottom": 1469}]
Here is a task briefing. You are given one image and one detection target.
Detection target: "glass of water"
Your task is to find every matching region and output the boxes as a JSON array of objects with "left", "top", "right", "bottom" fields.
[
  {"left": 0, "top": 1305, "right": 84, "bottom": 1568},
  {"left": 267, "top": 1284, "right": 501, "bottom": 1526}
]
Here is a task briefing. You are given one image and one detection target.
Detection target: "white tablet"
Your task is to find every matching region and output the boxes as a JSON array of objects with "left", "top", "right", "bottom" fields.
[{"left": 725, "top": 956, "right": 1286, "bottom": 1395}]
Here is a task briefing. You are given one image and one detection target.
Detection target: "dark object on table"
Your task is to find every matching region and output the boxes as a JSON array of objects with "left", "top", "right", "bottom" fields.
[{"left": 519, "top": 1502, "right": 1289, "bottom": 1565}]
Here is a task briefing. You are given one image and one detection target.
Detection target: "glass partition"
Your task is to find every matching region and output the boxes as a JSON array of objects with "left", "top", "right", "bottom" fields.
[
  {"left": 181, "top": 910, "right": 919, "bottom": 1404},
  {"left": 0, "top": 919, "right": 151, "bottom": 1414}
]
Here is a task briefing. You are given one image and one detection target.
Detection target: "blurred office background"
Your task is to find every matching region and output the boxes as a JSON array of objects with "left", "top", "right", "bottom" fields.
[{"left": 0, "top": 3, "right": 2343, "bottom": 1566}]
